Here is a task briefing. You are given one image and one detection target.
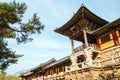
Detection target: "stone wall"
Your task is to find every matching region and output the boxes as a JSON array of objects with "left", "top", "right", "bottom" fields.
[{"left": 65, "top": 46, "right": 120, "bottom": 80}]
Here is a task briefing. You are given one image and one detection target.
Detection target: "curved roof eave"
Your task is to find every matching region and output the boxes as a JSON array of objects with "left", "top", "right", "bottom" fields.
[
  {"left": 44, "top": 56, "right": 70, "bottom": 69},
  {"left": 30, "top": 58, "right": 56, "bottom": 72},
  {"left": 54, "top": 5, "right": 108, "bottom": 34}
]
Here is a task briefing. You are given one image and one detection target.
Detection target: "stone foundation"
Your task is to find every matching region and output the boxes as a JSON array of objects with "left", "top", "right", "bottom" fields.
[{"left": 65, "top": 67, "right": 120, "bottom": 80}]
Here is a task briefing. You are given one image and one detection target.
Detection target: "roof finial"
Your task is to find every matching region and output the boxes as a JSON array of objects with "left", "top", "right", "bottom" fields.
[{"left": 81, "top": 3, "right": 84, "bottom": 6}]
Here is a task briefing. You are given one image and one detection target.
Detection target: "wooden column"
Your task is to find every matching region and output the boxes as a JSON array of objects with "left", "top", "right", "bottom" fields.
[
  {"left": 62, "top": 65, "right": 65, "bottom": 72},
  {"left": 71, "top": 39, "right": 74, "bottom": 53},
  {"left": 113, "top": 31, "right": 119, "bottom": 46},
  {"left": 83, "top": 30, "right": 88, "bottom": 48},
  {"left": 57, "top": 67, "right": 59, "bottom": 74},
  {"left": 42, "top": 71, "right": 44, "bottom": 80}
]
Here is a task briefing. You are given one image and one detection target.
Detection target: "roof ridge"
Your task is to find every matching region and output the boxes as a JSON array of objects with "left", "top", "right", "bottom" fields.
[{"left": 45, "top": 56, "right": 70, "bottom": 69}]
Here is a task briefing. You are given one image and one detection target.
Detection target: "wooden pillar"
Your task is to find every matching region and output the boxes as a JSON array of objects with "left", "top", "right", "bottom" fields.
[
  {"left": 113, "top": 31, "right": 119, "bottom": 46},
  {"left": 42, "top": 71, "right": 44, "bottom": 80},
  {"left": 58, "top": 67, "right": 59, "bottom": 74},
  {"left": 62, "top": 65, "right": 65, "bottom": 72},
  {"left": 83, "top": 30, "right": 88, "bottom": 48},
  {"left": 71, "top": 39, "right": 74, "bottom": 53}
]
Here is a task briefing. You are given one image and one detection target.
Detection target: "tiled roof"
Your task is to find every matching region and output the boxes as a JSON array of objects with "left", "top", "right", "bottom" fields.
[
  {"left": 24, "top": 72, "right": 33, "bottom": 76},
  {"left": 30, "top": 58, "right": 56, "bottom": 71},
  {"left": 45, "top": 56, "right": 70, "bottom": 69},
  {"left": 20, "top": 56, "right": 70, "bottom": 76}
]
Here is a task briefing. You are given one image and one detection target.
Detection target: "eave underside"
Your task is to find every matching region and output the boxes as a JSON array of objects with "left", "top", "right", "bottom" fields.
[
  {"left": 92, "top": 18, "right": 120, "bottom": 37},
  {"left": 70, "top": 32, "right": 96, "bottom": 43},
  {"left": 54, "top": 5, "right": 108, "bottom": 42}
]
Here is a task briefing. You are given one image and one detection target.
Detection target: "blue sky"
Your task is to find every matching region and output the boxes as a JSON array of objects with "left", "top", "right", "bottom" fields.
[{"left": 1, "top": 0, "right": 120, "bottom": 75}]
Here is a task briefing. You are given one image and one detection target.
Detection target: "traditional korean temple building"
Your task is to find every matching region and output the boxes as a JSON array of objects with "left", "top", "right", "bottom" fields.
[
  {"left": 20, "top": 5, "right": 120, "bottom": 80},
  {"left": 21, "top": 56, "right": 71, "bottom": 80}
]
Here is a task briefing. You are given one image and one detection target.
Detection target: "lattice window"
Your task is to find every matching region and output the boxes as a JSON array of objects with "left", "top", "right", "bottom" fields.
[
  {"left": 101, "top": 34, "right": 111, "bottom": 43},
  {"left": 59, "top": 66, "right": 62, "bottom": 72},
  {"left": 53, "top": 68, "right": 56, "bottom": 73}
]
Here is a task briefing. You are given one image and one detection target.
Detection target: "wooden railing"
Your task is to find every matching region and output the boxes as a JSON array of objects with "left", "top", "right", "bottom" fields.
[{"left": 73, "top": 43, "right": 100, "bottom": 53}]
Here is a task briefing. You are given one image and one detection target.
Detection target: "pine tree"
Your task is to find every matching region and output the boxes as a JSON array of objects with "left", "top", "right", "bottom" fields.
[{"left": 0, "top": 1, "right": 44, "bottom": 73}]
